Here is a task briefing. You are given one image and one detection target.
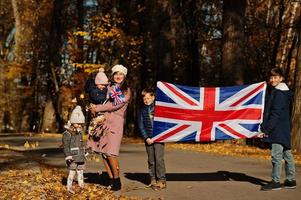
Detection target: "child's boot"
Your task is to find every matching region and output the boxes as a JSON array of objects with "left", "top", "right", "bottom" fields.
[
  {"left": 107, "top": 177, "right": 114, "bottom": 189},
  {"left": 152, "top": 180, "right": 167, "bottom": 190},
  {"left": 148, "top": 178, "right": 157, "bottom": 187},
  {"left": 67, "top": 170, "right": 75, "bottom": 194},
  {"left": 77, "top": 170, "right": 84, "bottom": 188},
  {"left": 111, "top": 177, "right": 122, "bottom": 191}
]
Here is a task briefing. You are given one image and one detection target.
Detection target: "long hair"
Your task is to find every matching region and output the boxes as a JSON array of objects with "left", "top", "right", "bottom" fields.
[{"left": 111, "top": 72, "right": 129, "bottom": 93}]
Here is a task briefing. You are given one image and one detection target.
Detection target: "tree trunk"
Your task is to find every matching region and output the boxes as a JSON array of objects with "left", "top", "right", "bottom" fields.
[
  {"left": 271, "top": 0, "right": 285, "bottom": 69},
  {"left": 11, "top": 0, "right": 34, "bottom": 64},
  {"left": 183, "top": 0, "right": 200, "bottom": 86},
  {"left": 12, "top": 0, "right": 55, "bottom": 132},
  {"left": 279, "top": 1, "right": 299, "bottom": 69},
  {"left": 291, "top": 21, "right": 301, "bottom": 152},
  {"left": 221, "top": 0, "right": 247, "bottom": 86},
  {"left": 156, "top": 0, "right": 174, "bottom": 83},
  {"left": 41, "top": 100, "right": 57, "bottom": 132}
]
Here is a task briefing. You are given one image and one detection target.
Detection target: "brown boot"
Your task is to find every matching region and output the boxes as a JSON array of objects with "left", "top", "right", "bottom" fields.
[
  {"left": 151, "top": 180, "right": 166, "bottom": 190},
  {"left": 148, "top": 179, "right": 157, "bottom": 187}
]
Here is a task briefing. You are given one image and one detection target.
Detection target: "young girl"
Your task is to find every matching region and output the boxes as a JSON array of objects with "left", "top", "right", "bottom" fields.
[
  {"left": 62, "top": 106, "right": 86, "bottom": 194},
  {"left": 90, "top": 64, "right": 131, "bottom": 191}
]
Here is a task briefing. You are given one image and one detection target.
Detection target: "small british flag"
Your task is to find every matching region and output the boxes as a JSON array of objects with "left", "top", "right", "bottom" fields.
[
  {"left": 152, "top": 81, "right": 266, "bottom": 143},
  {"left": 109, "top": 85, "right": 126, "bottom": 106}
]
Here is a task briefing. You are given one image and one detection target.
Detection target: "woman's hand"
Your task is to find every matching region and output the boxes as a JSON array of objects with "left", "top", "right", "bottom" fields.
[{"left": 89, "top": 104, "right": 97, "bottom": 114}]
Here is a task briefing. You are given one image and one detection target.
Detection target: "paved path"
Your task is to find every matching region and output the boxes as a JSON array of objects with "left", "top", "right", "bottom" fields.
[{"left": 1, "top": 135, "right": 300, "bottom": 200}]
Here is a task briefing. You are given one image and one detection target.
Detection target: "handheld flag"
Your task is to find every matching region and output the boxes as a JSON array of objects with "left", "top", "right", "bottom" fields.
[{"left": 152, "top": 81, "right": 266, "bottom": 142}]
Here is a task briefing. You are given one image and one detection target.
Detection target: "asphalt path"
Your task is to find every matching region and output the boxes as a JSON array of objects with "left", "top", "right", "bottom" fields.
[{"left": 1, "top": 135, "right": 300, "bottom": 200}]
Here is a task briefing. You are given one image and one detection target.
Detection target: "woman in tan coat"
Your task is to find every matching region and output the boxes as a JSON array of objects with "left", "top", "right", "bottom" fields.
[{"left": 90, "top": 64, "right": 131, "bottom": 191}]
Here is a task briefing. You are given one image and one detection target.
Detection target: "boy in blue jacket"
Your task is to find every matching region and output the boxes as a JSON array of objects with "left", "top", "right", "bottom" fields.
[
  {"left": 259, "top": 68, "right": 297, "bottom": 191},
  {"left": 138, "top": 88, "right": 166, "bottom": 190}
]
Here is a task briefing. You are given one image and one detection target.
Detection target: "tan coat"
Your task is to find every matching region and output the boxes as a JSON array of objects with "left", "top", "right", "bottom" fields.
[{"left": 88, "top": 88, "right": 131, "bottom": 156}]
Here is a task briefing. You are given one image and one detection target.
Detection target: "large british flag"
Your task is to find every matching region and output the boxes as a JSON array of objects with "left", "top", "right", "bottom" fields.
[{"left": 152, "top": 81, "right": 266, "bottom": 142}]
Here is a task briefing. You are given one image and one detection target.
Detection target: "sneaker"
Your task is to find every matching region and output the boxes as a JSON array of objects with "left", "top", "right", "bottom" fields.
[
  {"left": 151, "top": 180, "right": 167, "bottom": 190},
  {"left": 284, "top": 179, "right": 297, "bottom": 189},
  {"left": 261, "top": 181, "right": 281, "bottom": 191}
]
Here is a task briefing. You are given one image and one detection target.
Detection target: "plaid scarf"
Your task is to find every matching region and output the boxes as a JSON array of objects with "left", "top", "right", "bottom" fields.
[{"left": 109, "top": 84, "right": 126, "bottom": 106}]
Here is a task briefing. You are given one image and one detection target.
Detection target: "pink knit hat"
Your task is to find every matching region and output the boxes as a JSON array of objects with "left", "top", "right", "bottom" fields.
[{"left": 95, "top": 68, "right": 109, "bottom": 85}]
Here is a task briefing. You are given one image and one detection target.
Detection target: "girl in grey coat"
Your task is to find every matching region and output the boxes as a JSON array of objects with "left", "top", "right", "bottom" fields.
[{"left": 62, "top": 106, "right": 86, "bottom": 194}]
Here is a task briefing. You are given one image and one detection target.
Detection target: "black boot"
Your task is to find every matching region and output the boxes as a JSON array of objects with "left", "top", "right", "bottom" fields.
[
  {"left": 111, "top": 178, "right": 121, "bottom": 191},
  {"left": 107, "top": 178, "right": 114, "bottom": 189}
]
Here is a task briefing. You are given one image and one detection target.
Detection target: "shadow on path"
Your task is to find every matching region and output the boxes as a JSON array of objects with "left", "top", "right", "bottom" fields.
[
  {"left": 23, "top": 147, "right": 63, "bottom": 156},
  {"left": 124, "top": 171, "right": 268, "bottom": 186},
  {"left": 62, "top": 173, "right": 111, "bottom": 186}
]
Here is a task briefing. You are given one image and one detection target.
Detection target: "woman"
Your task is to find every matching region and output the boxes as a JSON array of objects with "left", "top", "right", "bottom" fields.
[{"left": 90, "top": 64, "right": 131, "bottom": 191}]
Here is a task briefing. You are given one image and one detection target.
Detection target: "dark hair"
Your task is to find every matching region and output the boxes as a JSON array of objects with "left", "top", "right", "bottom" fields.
[
  {"left": 141, "top": 88, "right": 155, "bottom": 97},
  {"left": 111, "top": 72, "right": 129, "bottom": 92},
  {"left": 269, "top": 67, "right": 284, "bottom": 77}
]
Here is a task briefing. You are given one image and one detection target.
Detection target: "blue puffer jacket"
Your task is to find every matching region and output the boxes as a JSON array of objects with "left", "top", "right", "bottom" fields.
[
  {"left": 138, "top": 103, "right": 154, "bottom": 140},
  {"left": 260, "top": 83, "right": 293, "bottom": 149}
]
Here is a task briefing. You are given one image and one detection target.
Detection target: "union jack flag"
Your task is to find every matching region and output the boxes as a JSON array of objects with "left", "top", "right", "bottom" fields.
[
  {"left": 109, "top": 85, "right": 125, "bottom": 106},
  {"left": 152, "top": 81, "right": 266, "bottom": 142}
]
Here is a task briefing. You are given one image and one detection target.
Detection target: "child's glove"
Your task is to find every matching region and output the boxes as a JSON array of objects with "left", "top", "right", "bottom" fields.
[
  {"left": 65, "top": 156, "right": 73, "bottom": 166},
  {"left": 256, "top": 132, "right": 267, "bottom": 138},
  {"left": 85, "top": 152, "right": 89, "bottom": 160}
]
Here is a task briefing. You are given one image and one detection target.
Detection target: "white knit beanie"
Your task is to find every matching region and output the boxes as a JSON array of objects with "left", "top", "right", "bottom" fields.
[
  {"left": 70, "top": 106, "right": 85, "bottom": 124},
  {"left": 111, "top": 64, "right": 127, "bottom": 76},
  {"left": 95, "top": 68, "right": 109, "bottom": 85}
]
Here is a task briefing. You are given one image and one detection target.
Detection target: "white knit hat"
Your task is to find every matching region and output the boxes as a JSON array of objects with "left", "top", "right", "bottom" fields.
[
  {"left": 70, "top": 106, "right": 85, "bottom": 124},
  {"left": 95, "top": 68, "right": 109, "bottom": 85},
  {"left": 111, "top": 64, "right": 127, "bottom": 76}
]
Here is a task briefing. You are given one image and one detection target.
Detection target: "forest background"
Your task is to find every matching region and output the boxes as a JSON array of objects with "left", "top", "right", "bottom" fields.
[{"left": 1, "top": 0, "right": 301, "bottom": 151}]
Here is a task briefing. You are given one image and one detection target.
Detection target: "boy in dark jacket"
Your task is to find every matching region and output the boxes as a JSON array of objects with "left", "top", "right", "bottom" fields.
[
  {"left": 138, "top": 88, "right": 166, "bottom": 190},
  {"left": 259, "top": 68, "right": 296, "bottom": 191},
  {"left": 63, "top": 106, "right": 86, "bottom": 194}
]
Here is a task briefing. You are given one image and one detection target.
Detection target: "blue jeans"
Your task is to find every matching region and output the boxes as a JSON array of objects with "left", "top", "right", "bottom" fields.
[{"left": 271, "top": 143, "right": 296, "bottom": 182}]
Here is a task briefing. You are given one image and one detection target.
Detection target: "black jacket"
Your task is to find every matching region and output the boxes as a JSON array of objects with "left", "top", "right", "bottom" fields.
[{"left": 260, "top": 83, "right": 293, "bottom": 149}]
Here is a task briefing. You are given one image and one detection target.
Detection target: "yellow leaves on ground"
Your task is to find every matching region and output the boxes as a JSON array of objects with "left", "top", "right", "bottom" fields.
[
  {"left": 24, "top": 141, "right": 39, "bottom": 149},
  {"left": 24, "top": 141, "right": 30, "bottom": 148},
  {"left": 0, "top": 164, "right": 141, "bottom": 200}
]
